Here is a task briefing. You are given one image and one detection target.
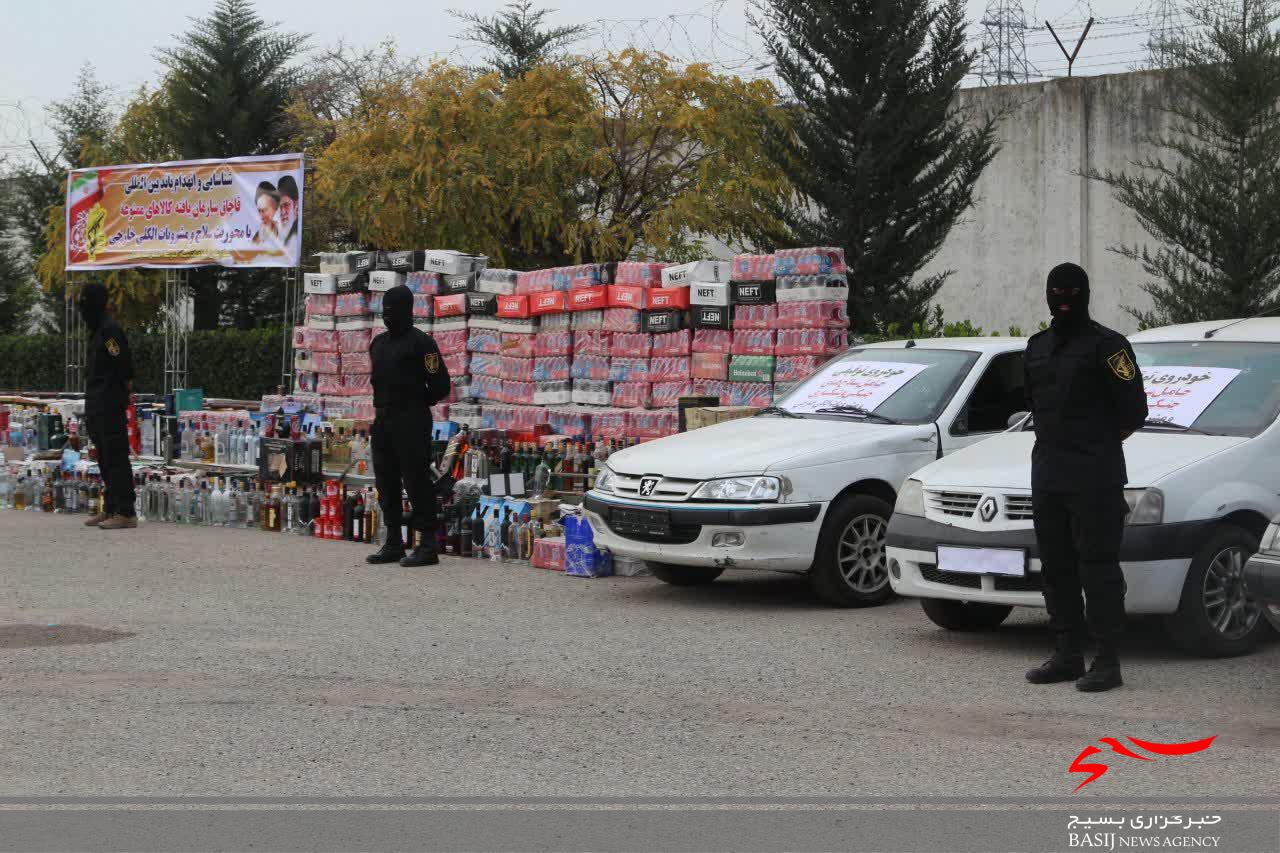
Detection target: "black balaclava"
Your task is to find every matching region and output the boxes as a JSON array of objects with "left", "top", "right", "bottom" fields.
[
  {"left": 1046, "top": 262, "right": 1089, "bottom": 330},
  {"left": 78, "top": 282, "right": 109, "bottom": 333},
  {"left": 382, "top": 284, "right": 413, "bottom": 335}
]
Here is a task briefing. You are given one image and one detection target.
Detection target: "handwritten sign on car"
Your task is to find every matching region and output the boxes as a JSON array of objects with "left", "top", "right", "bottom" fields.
[
  {"left": 785, "top": 361, "right": 929, "bottom": 414},
  {"left": 1142, "top": 366, "right": 1241, "bottom": 428}
]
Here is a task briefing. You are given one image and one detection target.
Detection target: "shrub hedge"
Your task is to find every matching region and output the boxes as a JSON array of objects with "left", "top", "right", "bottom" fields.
[{"left": 0, "top": 327, "right": 287, "bottom": 400}]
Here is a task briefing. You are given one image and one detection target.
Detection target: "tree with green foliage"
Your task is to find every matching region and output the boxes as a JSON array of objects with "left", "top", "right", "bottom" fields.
[
  {"left": 755, "top": 0, "right": 1000, "bottom": 335},
  {"left": 158, "top": 0, "right": 308, "bottom": 329},
  {"left": 452, "top": 1, "right": 588, "bottom": 79},
  {"left": 1091, "top": 0, "right": 1280, "bottom": 326}
]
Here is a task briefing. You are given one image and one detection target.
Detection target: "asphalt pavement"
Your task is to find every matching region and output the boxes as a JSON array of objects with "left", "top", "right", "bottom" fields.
[{"left": 1, "top": 510, "right": 1277, "bottom": 802}]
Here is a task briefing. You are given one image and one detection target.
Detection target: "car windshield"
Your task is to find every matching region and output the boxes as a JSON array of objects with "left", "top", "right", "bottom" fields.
[
  {"left": 1133, "top": 341, "right": 1280, "bottom": 437},
  {"left": 773, "top": 347, "right": 981, "bottom": 424}
]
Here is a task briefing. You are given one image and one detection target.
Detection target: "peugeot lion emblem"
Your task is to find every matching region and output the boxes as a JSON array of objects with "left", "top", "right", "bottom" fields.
[
  {"left": 978, "top": 496, "right": 998, "bottom": 522},
  {"left": 639, "top": 477, "right": 660, "bottom": 497}
]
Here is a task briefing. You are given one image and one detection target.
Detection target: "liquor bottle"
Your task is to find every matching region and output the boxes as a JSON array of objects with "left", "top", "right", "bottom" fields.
[
  {"left": 352, "top": 491, "right": 365, "bottom": 543},
  {"left": 0, "top": 467, "right": 11, "bottom": 510},
  {"left": 40, "top": 475, "right": 54, "bottom": 512},
  {"left": 500, "top": 507, "right": 513, "bottom": 561},
  {"left": 532, "top": 451, "right": 551, "bottom": 498},
  {"left": 193, "top": 482, "right": 208, "bottom": 525},
  {"left": 12, "top": 476, "right": 25, "bottom": 510},
  {"left": 361, "top": 489, "right": 377, "bottom": 544},
  {"left": 471, "top": 502, "right": 486, "bottom": 557},
  {"left": 460, "top": 508, "right": 473, "bottom": 557},
  {"left": 485, "top": 506, "right": 503, "bottom": 561}
]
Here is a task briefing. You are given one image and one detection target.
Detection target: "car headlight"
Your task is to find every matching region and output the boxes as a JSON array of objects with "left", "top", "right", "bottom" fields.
[
  {"left": 690, "top": 476, "right": 781, "bottom": 502},
  {"left": 594, "top": 466, "right": 616, "bottom": 494},
  {"left": 1123, "top": 488, "right": 1164, "bottom": 525},
  {"left": 895, "top": 479, "right": 925, "bottom": 517}
]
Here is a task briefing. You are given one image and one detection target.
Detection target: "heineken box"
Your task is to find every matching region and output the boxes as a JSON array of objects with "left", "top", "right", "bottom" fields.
[
  {"left": 729, "top": 355, "right": 775, "bottom": 383},
  {"left": 691, "top": 304, "right": 731, "bottom": 330},
  {"left": 730, "top": 280, "right": 777, "bottom": 304}
]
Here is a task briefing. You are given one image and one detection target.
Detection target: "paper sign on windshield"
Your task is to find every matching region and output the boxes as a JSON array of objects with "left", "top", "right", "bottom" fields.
[
  {"left": 1142, "top": 366, "right": 1241, "bottom": 428},
  {"left": 785, "top": 361, "right": 929, "bottom": 414}
]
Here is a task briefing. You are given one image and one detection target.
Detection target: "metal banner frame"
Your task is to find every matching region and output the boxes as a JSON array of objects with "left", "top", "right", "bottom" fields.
[
  {"left": 163, "top": 268, "right": 190, "bottom": 394},
  {"left": 64, "top": 274, "right": 88, "bottom": 393},
  {"left": 281, "top": 266, "right": 303, "bottom": 393}
]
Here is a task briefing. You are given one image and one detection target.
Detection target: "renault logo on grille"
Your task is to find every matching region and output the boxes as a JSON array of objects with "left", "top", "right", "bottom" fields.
[
  {"left": 978, "top": 496, "right": 999, "bottom": 522},
  {"left": 639, "top": 477, "right": 660, "bottom": 497}
]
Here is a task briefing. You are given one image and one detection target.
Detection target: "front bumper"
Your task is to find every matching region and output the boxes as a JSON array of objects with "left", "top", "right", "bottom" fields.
[
  {"left": 1243, "top": 552, "right": 1280, "bottom": 606},
  {"left": 885, "top": 513, "right": 1213, "bottom": 614},
  {"left": 582, "top": 492, "right": 825, "bottom": 573}
]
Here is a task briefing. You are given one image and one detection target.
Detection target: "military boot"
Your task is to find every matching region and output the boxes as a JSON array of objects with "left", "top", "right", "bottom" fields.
[
  {"left": 1076, "top": 651, "right": 1123, "bottom": 692},
  {"left": 1025, "top": 636, "right": 1086, "bottom": 684},
  {"left": 400, "top": 545, "right": 440, "bottom": 568},
  {"left": 366, "top": 540, "right": 406, "bottom": 565}
]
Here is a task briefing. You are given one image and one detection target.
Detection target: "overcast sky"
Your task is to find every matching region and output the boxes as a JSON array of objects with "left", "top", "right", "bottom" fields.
[{"left": 0, "top": 0, "right": 1169, "bottom": 164}]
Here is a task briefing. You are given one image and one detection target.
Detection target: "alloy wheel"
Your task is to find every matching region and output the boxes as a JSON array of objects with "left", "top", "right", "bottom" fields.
[
  {"left": 838, "top": 513, "right": 889, "bottom": 593},
  {"left": 1201, "top": 545, "right": 1261, "bottom": 640}
]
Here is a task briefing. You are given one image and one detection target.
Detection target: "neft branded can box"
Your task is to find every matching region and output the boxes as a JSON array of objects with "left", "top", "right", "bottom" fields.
[
  {"left": 304, "top": 273, "right": 337, "bottom": 295},
  {"left": 642, "top": 309, "right": 684, "bottom": 334},
  {"left": 335, "top": 272, "right": 369, "bottom": 294},
  {"left": 368, "top": 271, "right": 406, "bottom": 292},
  {"left": 691, "top": 304, "right": 731, "bottom": 330},
  {"left": 730, "top": 280, "right": 777, "bottom": 304},
  {"left": 689, "top": 282, "right": 730, "bottom": 307},
  {"left": 661, "top": 261, "right": 731, "bottom": 288},
  {"left": 442, "top": 272, "right": 478, "bottom": 294},
  {"left": 386, "top": 250, "right": 425, "bottom": 272},
  {"left": 425, "top": 250, "right": 482, "bottom": 276},
  {"left": 466, "top": 291, "right": 498, "bottom": 316}
]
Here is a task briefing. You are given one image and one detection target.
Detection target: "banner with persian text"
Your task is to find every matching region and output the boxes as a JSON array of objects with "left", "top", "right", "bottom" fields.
[{"left": 65, "top": 153, "right": 304, "bottom": 270}]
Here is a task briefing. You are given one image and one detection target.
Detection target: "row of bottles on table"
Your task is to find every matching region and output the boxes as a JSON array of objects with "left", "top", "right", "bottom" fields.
[
  {"left": 440, "top": 498, "right": 560, "bottom": 562},
  {"left": 0, "top": 467, "right": 104, "bottom": 514},
  {"left": 133, "top": 474, "right": 383, "bottom": 542},
  {"left": 442, "top": 430, "right": 635, "bottom": 496},
  {"left": 175, "top": 418, "right": 262, "bottom": 467}
]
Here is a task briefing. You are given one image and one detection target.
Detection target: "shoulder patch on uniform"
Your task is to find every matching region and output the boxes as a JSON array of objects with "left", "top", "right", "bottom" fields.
[
  {"left": 105, "top": 338, "right": 120, "bottom": 357},
  {"left": 425, "top": 352, "right": 440, "bottom": 374},
  {"left": 1107, "top": 349, "right": 1136, "bottom": 381}
]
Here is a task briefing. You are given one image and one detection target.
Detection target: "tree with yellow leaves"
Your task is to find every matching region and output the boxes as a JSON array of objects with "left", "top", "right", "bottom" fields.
[{"left": 315, "top": 50, "right": 790, "bottom": 266}]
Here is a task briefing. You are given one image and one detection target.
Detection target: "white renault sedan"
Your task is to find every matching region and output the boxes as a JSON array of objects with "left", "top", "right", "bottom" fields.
[
  {"left": 887, "top": 318, "right": 1280, "bottom": 656},
  {"left": 584, "top": 337, "right": 1027, "bottom": 606}
]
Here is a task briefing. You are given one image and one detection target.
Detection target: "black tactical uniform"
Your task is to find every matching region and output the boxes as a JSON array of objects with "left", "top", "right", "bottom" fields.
[
  {"left": 80, "top": 283, "right": 137, "bottom": 527},
  {"left": 1024, "top": 263, "right": 1147, "bottom": 692},
  {"left": 366, "top": 285, "right": 451, "bottom": 567}
]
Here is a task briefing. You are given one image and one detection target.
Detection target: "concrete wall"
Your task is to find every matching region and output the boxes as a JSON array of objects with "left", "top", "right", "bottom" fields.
[{"left": 924, "top": 70, "right": 1179, "bottom": 335}]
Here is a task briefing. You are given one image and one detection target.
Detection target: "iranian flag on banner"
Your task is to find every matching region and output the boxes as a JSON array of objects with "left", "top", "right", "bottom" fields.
[{"left": 66, "top": 169, "right": 107, "bottom": 264}]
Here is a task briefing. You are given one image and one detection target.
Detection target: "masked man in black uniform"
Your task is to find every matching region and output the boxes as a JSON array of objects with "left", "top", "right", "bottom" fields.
[
  {"left": 366, "top": 285, "right": 451, "bottom": 567},
  {"left": 79, "top": 283, "right": 137, "bottom": 530},
  {"left": 1023, "top": 263, "right": 1148, "bottom": 692}
]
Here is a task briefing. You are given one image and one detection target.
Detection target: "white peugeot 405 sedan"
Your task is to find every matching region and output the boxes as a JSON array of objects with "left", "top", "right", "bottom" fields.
[
  {"left": 584, "top": 337, "right": 1028, "bottom": 606},
  {"left": 886, "top": 318, "right": 1280, "bottom": 656}
]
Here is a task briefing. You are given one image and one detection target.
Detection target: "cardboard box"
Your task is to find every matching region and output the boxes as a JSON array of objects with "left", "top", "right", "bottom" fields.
[
  {"left": 303, "top": 273, "right": 337, "bottom": 295},
  {"left": 352, "top": 252, "right": 379, "bottom": 274},
  {"left": 434, "top": 293, "right": 468, "bottom": 317},
  {"left": 642, "top": 309, "right": 684, "bottom": 334},
  {"left": 174, "top": 388, "right": 204, "bottom": 414},
  {"left": 691, "top": 351, "right": 730, "bottom": 380},
  {"left": 731, "top": 280, "right": 777, "bottom": 304},
  {"left": 386, "top": 250, "right": 425, "bottom": 272},
  {"left": 368, "top": 270, "right": 406, "bottom": 292},
  {"left": 425, "top": 250, "right": 479, "bottom": 275},
  {"left": 335, "top": 272, "right": 368, "bottom": 293},
  {"left": 691, "top": 304, "right": 731, "bottom": 330},
  {"left": 306, "top": 315, "right": 337, "bottom": 330},
  {"left": 569, "top": 285, "right": 608, "bottom": 312},
  {"left": 530, "top": 291, "right": 567, "bottom": 316},
  {"left": 684, "top": 405, "right": 760, "bottom": 431},
  {"left": 477, "top": 268, "right": 518, "bottom": 295},
  {"left": 466, "top": 291, "right": 498, "bottom": 316},
  {"left": 607, "top": 285, "right": 648, "bottom": 309},
  {"left": 689, "top": 282, "right": 730, "bottom": 307},
  {"left": 442, "top": 272, "right": 477, "bottom": 294},
  {"left": 777, "top": 285, "right": 850, "bottom": 304},
  {"left": 661, "top": 260, "right": 731, "bottom": 287},
  {"left": 335, "top": 316, "right": 375, "bottom": 331},
  {"left": 729, "top": 355, "right": 776, "bottom": 383},
  {"left": 647, "top": 286, "right": 690, "bottom": 310},
  {"left": 495, "top": 294, "right": 530, "bottom": 318}
]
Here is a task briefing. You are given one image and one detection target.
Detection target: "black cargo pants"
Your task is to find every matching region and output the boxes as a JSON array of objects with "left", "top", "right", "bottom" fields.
[
  {"left": 87, "top": 406, "right": 135, "bottom": 517},
  {"left": 371, "top": 407, "right": 437, "bottom": 546}
]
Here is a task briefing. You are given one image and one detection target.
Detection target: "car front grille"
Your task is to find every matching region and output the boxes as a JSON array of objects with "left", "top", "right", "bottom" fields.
[
  {"left": 604, "top": 519, "right": 702, "bottom": 545},
  {"left": 925, "top": 490, "right": 981, "bottom": 518},
  {"left": 1004, "top": 495, "right": 1034, "bottom": 521},
  {"left": 994, "top": 574, "right": 1042, "bottom": 592},
  {"left": 610, "top": 471, "right": 700, "bottom": 502},
  {"left": 918, "top": 563, "right": 981, "bottom": 589}
]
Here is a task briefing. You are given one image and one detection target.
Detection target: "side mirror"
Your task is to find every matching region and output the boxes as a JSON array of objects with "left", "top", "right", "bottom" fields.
[{"left": 1007, "top": 411, "right": 1031, "bottom": 429}]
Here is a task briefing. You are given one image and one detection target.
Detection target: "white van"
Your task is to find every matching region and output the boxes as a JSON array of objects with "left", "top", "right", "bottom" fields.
[
  {"left": 887, "top": 319, "right": 1280, "bottom": 655},
  {"left": 584, "top": 337, "right": 1028, "bottom": 605}
]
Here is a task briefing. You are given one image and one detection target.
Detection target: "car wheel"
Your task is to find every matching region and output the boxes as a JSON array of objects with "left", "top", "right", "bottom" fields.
[
  {"left": 919, "top": 598, "right": 1013, "bottom": 631},
  {"left": 1165, "top": 525, "right": 1268, "bottom": 657},
  {"left": 646, "top": 562, "right": 724, "bottom": 586},
  {"left": 809, "top": 493, "right": 894, "bottom": 607}
]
